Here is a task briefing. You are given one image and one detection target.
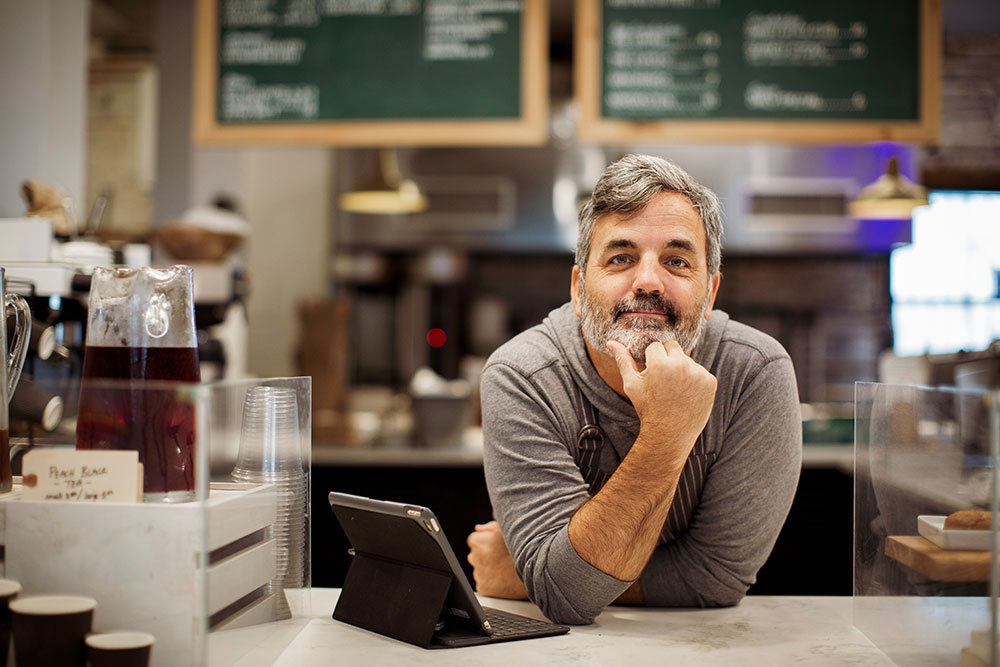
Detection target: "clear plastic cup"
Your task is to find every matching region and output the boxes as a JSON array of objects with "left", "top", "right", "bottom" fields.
[
  {"left": 232, "top": 386, "right": 303, "bottom": 477},
  {"left": 232, "top": 386, "right": 306, "bottom": 620}
]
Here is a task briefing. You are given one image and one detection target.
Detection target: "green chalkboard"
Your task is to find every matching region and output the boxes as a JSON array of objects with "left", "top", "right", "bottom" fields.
[
  {"left": 577, "top": 0, "right": 940, "bottom": 143},
  {"left": 194, "top": 0, "right": 548, "bottom": 145}
]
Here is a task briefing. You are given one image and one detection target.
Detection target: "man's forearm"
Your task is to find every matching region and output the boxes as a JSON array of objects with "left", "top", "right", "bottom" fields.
[{"left": 567, "top": 426, "right": 689, "bottom": 581}]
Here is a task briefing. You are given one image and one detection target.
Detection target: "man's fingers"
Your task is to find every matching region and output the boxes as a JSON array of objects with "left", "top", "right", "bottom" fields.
[
  {"left": 469, "top": 528, "right": 505, "bottom": 553},
  {"left": 475, "top": 521, "right": 499, "bottom": 532},
  {"left": 607, "top": 340, "right": 639, "bottom": 377},
  {"left": 643, "top": 341, "right": 668, "bottom": 365},
  {"left": 662, "top": 339, "right": 684, "bottom": 355},
  {"left": 467, "top": 531, "right": 482, "bottom": 548}
]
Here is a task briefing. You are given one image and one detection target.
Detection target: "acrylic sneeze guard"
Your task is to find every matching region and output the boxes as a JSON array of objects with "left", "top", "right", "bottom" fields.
[
  {"left": 854, "top": 381, "right": 999, "bottom": 666},
  {"left": 0, "top": 376, "right": 312, "bottom": 667}
]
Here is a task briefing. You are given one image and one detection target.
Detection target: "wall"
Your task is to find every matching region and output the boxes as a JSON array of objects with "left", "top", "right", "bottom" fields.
[
  {"left": 216, "top": 149, "right": 333, "bottom": 379},
  {"left": 0, "top": 0, "right": 89, "bottom": 220},
  {"left": 152, "top": 0, "right": 193, "bottom": 226},
  {"left": 178, "top": 152, "right": 333, "bottom": 381}
]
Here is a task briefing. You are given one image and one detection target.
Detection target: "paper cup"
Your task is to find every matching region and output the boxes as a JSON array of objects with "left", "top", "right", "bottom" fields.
[
  {"left": 86, "top": 631, "right": 154, "bottom": 667},
  {"left": 0, "top": 579, "right": 21, "bottom": 667},
  {"left": 10, "top": 595, "right": 96, "bottom": 667}
]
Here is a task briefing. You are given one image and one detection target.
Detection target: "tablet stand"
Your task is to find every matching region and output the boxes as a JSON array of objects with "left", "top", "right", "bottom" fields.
[{"left": 333, "top": 551, "right": 453, "bottom": 648}]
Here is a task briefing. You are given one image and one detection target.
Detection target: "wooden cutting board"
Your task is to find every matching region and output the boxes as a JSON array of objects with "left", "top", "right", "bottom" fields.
[{"left": 886, "top": 535, "right": 991, "bottom": 582}]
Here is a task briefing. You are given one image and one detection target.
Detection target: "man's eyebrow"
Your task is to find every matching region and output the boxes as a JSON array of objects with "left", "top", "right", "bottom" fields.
[
  {"left": 601, "top": 238, "right": 695, "bottom": 252},
  {"left": 600, "top": 239, "right": 637, "bottom": 252},
  {"left": 664, "top": 238, "right": 695, "bottom": 253},
  {"left": 597, "top": 237, "right": 699, "bottom": 262}
]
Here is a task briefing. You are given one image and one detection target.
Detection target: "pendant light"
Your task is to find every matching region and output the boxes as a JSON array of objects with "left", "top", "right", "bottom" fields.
[
  {"left": 339, "top": 149, "right": 428, "bottom": 215},
  {"left": 848, "top": 157, "right": 928, "bottom": 220}
]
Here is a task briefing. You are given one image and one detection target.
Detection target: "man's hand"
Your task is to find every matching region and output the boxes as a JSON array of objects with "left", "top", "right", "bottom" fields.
[
  {"left": 606, "top": 339, "right": 717, "bottom": 459},
  {"left": 466, "top": 521, "right": 529, "bottom": 600},
  {"left": 566, "top": 339, "right": 718, "bottom": 582}
]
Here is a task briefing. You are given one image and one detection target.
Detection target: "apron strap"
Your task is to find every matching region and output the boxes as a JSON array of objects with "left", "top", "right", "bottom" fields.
[{"left": 573, "top": 388, "right": 611, "bottom": 495}]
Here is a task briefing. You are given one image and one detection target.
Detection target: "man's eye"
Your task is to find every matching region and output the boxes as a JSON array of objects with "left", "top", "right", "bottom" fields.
[
  {"left": 666, "top": 258, "right": 689, "bottom": 268},
  {"left": 609, "top": 255, "right": 632, "bottom": 265}
]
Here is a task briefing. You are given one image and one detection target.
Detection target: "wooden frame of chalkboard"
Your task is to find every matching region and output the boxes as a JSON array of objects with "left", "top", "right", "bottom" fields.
[
  {"left": 575, "top": 0, "right": 941, "bottom": 144},
  {"left": 193, "top": 0, "right": 548, "bottom": 146}
]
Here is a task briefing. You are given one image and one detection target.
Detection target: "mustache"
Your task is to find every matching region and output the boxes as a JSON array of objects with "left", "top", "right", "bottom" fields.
[{"left": 612, "top": 293, "right": 679, "bottom": 327}]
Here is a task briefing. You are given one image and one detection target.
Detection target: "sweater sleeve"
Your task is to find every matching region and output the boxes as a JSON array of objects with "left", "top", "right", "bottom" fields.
[
  {"left": 480, "top": 361, "right": 633, "bottom": 625},
  {"left": 639, "top": 355, "right": 802, "bottom": 606}
]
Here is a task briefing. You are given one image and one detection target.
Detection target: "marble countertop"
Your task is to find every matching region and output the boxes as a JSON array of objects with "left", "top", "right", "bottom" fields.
[{"left": 210, "top": 589, "right": 904, "bottom": 666}]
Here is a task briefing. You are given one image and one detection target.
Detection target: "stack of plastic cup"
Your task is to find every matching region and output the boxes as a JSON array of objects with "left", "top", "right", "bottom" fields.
[{"left": 231, "top": 386, "right": 306, "bottom": 620}]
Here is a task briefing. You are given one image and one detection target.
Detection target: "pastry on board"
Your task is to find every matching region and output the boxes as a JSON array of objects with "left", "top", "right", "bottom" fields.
[{"left": 944, "top": 509, "right": 993, "bottom": 531}]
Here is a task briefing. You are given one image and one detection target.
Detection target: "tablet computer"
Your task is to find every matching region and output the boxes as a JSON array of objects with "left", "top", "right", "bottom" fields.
[{"left": 328, "top": 491, "right": 570, "bottom": 648}]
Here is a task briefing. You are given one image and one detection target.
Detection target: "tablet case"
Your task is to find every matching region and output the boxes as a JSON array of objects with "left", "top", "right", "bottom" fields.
[
  {"left": 334, "top": 551, "right": 454, "bottom": 647},
  {"left": 330, "top": 498, "right": 483, "bottom": 648},
  {"left": 329, "top": 493, "right": 569, "bottom": 649}
]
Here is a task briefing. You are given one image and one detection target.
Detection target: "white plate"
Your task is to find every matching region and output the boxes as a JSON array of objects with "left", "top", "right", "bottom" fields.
[{"left": 918, "top": 515, "right": 992, "bottom": 551}]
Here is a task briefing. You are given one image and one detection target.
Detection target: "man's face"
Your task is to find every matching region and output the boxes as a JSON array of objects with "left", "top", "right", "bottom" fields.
[{"left": 572, "top": 191, "right": 721, "bottom": 363}]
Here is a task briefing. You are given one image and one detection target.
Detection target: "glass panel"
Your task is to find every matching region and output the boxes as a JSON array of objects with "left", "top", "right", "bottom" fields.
[
  {"left": 2, "top": 378, "right": 210, "bottom": 665},
  {"left": 854, "top": 381, "right": 999, "bottom": 665},
  {"left": 0, "top": 376, "right": 312, "bottom": 667}
]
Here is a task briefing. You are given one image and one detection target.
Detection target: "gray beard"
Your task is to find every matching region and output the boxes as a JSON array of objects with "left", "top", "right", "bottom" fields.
[{"left": 579, "top": 279, "right": 711, "bottom": 364}]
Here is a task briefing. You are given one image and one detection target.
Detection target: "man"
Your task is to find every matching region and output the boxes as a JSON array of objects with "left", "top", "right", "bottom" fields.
[{"left": 467, "top": 154, "right": 801, "bottom": 625}]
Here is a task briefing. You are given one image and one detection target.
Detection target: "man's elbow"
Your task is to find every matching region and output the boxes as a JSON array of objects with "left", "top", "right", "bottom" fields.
[
  {"left": 698, "top": 582, "right": 748, "bottom": 608},
  {"left": 515, "top": 529, "right": 631, "bottom": 625},
  {"left": 644, "top": 578, "right": 748, "bottom": 609},
  {"left": 524, "top": 576, "right": 606, "bottom": 625},
  {"left": 538, "top": 600, "right": 600, "bottom": 626}
]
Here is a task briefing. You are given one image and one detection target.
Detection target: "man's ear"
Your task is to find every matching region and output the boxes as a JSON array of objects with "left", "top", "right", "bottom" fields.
[
  {"left": 704, "top": 271, "right": 721, "bottom": 319},
  {"left": 571, "top": 265, "right": 583, "bottom": 317}
]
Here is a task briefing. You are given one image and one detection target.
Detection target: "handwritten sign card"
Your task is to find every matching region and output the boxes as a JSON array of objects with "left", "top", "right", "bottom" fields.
[{"left": 21, "top": 450, "right": 142, "bottom": 503}]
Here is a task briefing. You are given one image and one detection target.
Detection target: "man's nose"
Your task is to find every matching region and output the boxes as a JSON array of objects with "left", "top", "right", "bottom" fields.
[{"left": 631, "top": 257, "right": 665, "bottom": 295}]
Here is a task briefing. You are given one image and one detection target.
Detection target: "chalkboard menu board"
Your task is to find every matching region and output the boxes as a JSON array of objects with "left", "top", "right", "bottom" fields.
[
  {"left": 194, "top": 0, "right": 548, "bottom": 145},
  {"left": 576, "top": 0, "right": 940, "bottom": 143}
]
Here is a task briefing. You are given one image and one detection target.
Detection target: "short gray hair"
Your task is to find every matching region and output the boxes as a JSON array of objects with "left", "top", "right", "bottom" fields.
[{"left": 576, "top": 154, "right": 723, "bottom": 278}]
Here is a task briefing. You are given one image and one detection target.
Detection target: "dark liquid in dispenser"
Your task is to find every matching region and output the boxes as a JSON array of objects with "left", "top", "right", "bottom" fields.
[
  {"left": 76, "top": 346, "right": 201, "bottom": 496},
  {"left": 0, "top": 429, "right": 10, "bottom": 493}
]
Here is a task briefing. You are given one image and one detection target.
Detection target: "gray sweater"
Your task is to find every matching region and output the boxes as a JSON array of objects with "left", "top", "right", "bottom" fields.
[{"left": 481, "top": 303, "right": 802, "bottom": 625}]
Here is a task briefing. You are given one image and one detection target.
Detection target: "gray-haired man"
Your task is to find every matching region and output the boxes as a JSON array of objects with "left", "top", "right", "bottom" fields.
[{"left": 466, "top": 154, "right": 802, "bottom": 625}]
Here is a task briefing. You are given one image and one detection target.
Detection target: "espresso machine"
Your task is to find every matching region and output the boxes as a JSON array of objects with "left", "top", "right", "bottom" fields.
[{"left": 1, "top": 218, "right": 112, "bottom": 467}]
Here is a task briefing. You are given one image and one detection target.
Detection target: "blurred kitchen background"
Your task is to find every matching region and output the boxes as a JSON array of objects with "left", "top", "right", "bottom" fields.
[{"left": 1, "top": 0, "right": 999, "bottom": 594}]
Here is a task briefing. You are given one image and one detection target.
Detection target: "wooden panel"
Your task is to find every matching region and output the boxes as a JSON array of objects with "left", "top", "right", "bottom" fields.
[{"left": 886, "top": 535, "right": 992, "bottom": 582}]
